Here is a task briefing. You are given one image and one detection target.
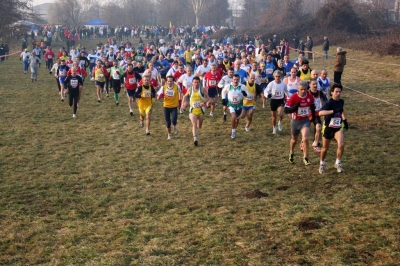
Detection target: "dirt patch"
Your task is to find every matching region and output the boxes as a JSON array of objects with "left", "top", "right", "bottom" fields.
[
  {"left": 297, "top": 217, "right": 327, "bottom": 231},
  {"left": 276, "top": 186, "right": 290, "bottom": 191},
  {"left": 243, "top": 189, "right": 268, "bottom": 199}
]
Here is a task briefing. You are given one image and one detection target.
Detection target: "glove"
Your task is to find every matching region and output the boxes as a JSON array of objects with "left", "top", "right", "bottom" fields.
[
  {"left": 267, "top": 94, "right": 272, "bottom": 99},
  {"left": 343, "top": 119, "right": 348, "bottom": 130},
  {"left": 334, "top": 107, "right": 343, "bottom": 113}
]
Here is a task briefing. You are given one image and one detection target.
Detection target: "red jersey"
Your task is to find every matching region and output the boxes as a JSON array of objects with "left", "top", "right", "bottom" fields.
[
  {"left": 173, "top": 70, "right": 186, "bottom": 91},
  {"left": 67, "top": 67, "right": 87, "bottom": 77},
  {"left": 286, "top": 92, "right": 315, "bottom": 120},
  {"left": 124, "top": 71, "right": 141, "bottom": 90},
  {"left": 204, "top": 71, "right": 221, "bottom": 88},
  {"left": 139, "top": 78, "right": 158, "bottom": 88}
]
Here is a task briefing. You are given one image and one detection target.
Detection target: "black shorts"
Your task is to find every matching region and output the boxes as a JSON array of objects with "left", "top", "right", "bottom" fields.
[
  {"left": 160, "top": 73, "right": 167, "bottom": 79},
  {"left": 208, "top": 87, "right": 218, "bottom": 98},
  {"left": 322, "top": 126, "right": 341, "bottom": 140},
  {"left": 270, "top": 98, "right": 285, "bottom": 111},
  {"left": 311, "top": 116, "right": 322, "bottom": 125}
]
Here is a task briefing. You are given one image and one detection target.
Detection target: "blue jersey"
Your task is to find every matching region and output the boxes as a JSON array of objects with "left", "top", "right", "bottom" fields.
[{"left": 234, "top": 69, "right": 248, "bottom": 83}]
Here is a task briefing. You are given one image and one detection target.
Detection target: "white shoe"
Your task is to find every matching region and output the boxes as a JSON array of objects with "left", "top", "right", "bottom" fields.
[
  {"left": 334, "top": 163, "right": 344, "bottom": 173},
  {"left": 231, "top": 131, "right": 236, "bottom": 139},
  {"left": 245, "top": 126, "right": 250, "bottom": 132},
  {"left": 180, "top": 109, "right": 184, "bottom": 114},
  {"left": 278, "top": 121, "right": 283, "bottom": 132},
  {"left": 146, "top": 130, "right": 150, "bottom": 135},
  {"left": 210, "top": 112, "right": 214, "bottom": 116},
  {"left": 90, "top": 77, "right": 94, "bottom": 81},
  {"left": 173, "top": 126, "right": 178, "bottom": 135},
  {"left": 272, "top": 127, "right": 277, "bottom": 134},
  {"left": 72, "top": 114, "right": 77, "bottom": 118},
  {"left": 319, "top": 164, "right": 325, "bottom": 174},
  {"left": 167, "top": 134, "right": 172, "bottom": 140}
]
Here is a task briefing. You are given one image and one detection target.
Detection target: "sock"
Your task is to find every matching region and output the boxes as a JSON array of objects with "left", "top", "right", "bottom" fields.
[
  {"left": 115, "top": 93, "right": 119, "bottom": 102},
  {"left": 320, "top": 160, "right": 325, "bottom": 165},
  {"left": 335, "top": 159, "right": 341, "bottom": 165},
  {"left": 232, "top": 129, "right": 236, "bottom": 133}
]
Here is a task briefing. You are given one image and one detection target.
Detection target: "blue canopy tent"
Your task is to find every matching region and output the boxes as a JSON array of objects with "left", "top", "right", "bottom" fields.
[{"left": 84, "top": 19, "right": 108, "bottom": 28}]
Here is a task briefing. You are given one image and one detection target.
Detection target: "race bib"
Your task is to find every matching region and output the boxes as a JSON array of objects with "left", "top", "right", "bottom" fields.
[
  {"left": 165, "top": 89, "right": 174, "bottom": 97},
  {"left": 68, "top": 64, "right": 73, "bottom": 68},
  {"left": 48, "top": 55, "right": 52, "bottom": 59},
  {"left": 113, "top": 73, "right": 120, "bottom": 79},
  {"left": 129, "top": 78, "right": 136, "bottom": 84},
  {"left": 248, "top": 48, "right": 253, "bottom": 52},
  {"left": 261, "top": 78, "right": 267, "bottom": 83},
  {"left": 246, "top": 94, "right": 254, "bottom": 101},
  {"left": 60, "top": 70, "right": 66, "bottom": 76},
  {"left": 137, "top": 56, "right": 143, "bottom": 61},
  {"left": 70, "top": 79, "right": 78, "bottom": 88},
  {"left": 266, "top": 68, "right": 273, "bottom": 74},
  {"left": 274, "top": 90, "right": 283, "bottom": 97},
  {"left": 143, "top": 90, "right": 151, "bottom": 98},
  {"left": 297, "top": 107, "right": 309, "bottom": 116},
  {"left": 314, "top": 98, "right": 321, "bottom": 110},
  {"left": 90, "top": 59, "right": 94, "bottom": 63},
  {"left": 192, "top": 101, "right": 201, "bottom": 108},
  {"left": 231, "top": 96, "right": 240, "bottom": 104},
  {"left": 209, "top": 80, "right": 217, "bottom": 86},
  {"left": 329, "top": 117, "right": 342, "bottom": 128}
]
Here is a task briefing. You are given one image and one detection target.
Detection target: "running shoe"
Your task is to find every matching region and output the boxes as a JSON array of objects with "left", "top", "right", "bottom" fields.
[
  {"left": 167, "top": 134, "right": 172, "bottom": 140},
  {"left": 319, "top": 164, "right": 325, "bottom": 174},
  {"left": 245, "top": 126, "right": 250, "bottom": 132},
  {"left": 313, "top": 145, "right": 321, "bottom": 153},
  {"left": 180, "top": 109, "right": 184, "bottom": 114},
  {"left": 210, "top": 112, "right": 214, "bottom": 116},
  {"left": 140, "top": 120, "right": 144, "bottom": 128},
  {"left": 334, "top": 163, "right": 344, "bottom": 173},
  {"left": 223, "top": 114, "right": 227, "bottom": 121},
  {"left": 146, "top": 130, "right": 150, "bottom": 135},
  {"left": 231, "top": 131, "right": 236, "bottom": 139},
  {"left": 90, "top": 77, "right": 94, "bottom": 81},
  {"left": 61, "top": 98, "right": 64, "bottom": 102},
  {"left": 173, "top": 126, "right": 178, "bottom": 135},
  {"left": 106, "top": 93, "right": 109, "bottom": 97},
  {"left": 289, "top": 153, "right": 294, "bottom": 163},
  {"left": 116, "top": 101, "right": 119, "bottom": 106},
  {"left": 303, "top": 157, "right": 311, "bottom": 166},
  {"left": 272, "top": 127, "right": 277, "bottom": 134},
  {"left": 130, "top": 110, "right": 133, "bottom": 116},
  {"left": 278, "top": 121, "right": 283, "bottom": 132},
  {"left": 98, "top": 99, "right": 101, "bottom": 103},
  {"left": 194, "top": 137, "right": 198, "bottom": 146}
]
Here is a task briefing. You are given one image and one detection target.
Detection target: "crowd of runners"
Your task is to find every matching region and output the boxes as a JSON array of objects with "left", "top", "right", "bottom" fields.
[{"left": 18, "top": 32, "right": 349, "bottom": 174}]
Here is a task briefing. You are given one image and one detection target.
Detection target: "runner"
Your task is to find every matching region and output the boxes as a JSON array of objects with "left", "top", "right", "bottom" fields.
[
  {"left": 308, "top": 79, "right": 328, "bottom": 153},
  {"left": 121, "top": 63, "right": 142, "bottom": 115},
  {"left": 50, "top": 58, "right": 61, "bottom": 95},
  {"left": 93, "top": 59, "right": 109, "bottom": 103},
  {"left": 203, "top": 63, "right": 221, "bottom": 116},
  {"left": 218, "top": 68, "right": 234, "bottom": 121},
  {"left": 221, "top": 74, "right": 247, "bottom": 139},
  {"left": 57, "top": 59, "right": 70, "bottom": 101},
  {"left": 177, "top": 66, "right": 195, "bottom": 113},
  {"left": 181, "top": 76, "right": 209, "bottom": 146},
  {"left": 241, "top": 73, "right": 261, "bottom": 131},
  {"left": 109, "top": 60, "right": 125, "bottom": 105},
  {"left": 158, "top": 76, "right": 180, "bottom": 140},
  {"left": 317, "top": 69, "right": 331, "bottom": 97},
  {"left": 29, "top": 53, "right": 41, "bottom": 82},
  {"left": 318, "top": 83, "right": 348, "bottom": 173},
  {"left": 134, "top": 75, "right": 156, "bottom": 135},
  {"left": 64, "top": 67, "right": 83, "bottom": 118},
  {"left": 265, "top": 70, "right": 289, "bottom": 134},
  {"left": 20, "top": 49, "right": 31, "bottom": 74},
  {"left": 284, "top": 81, "right": 316, "bottom": 165}
]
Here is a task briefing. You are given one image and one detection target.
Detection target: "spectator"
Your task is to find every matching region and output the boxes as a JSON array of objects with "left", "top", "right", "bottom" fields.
[
  {"left": 333, "top": 47, "right": 346, "bottom": 85},
  {"left": 322, "top": 36, "right": 330, "bottom": 60}
]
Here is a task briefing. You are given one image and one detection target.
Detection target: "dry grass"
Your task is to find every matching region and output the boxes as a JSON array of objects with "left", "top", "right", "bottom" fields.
[{"left": 0, "top": 38, "right": 400, "bottom": 265}]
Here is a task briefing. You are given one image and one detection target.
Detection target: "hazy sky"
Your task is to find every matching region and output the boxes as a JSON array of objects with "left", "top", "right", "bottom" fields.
[{"left": 33, "top": 0, "right": 55, "bottom": 6}]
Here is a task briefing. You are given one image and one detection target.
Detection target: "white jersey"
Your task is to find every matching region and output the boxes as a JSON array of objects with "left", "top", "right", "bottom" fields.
[
  {"left": 20, "top": 51, "right": 31, "bottom": 60},
  {"left": 284, "top": 76, "right": 300, "bottom": 97},
  {"left": 218, "top": 75, "right": 233, "bottom": 89},
  {"left": 177, "top": 74, "right": 195, "bottom": 89},
  {"left": 265, "top": 81, "right": 288, "bottom": 100},
  {"left": 166, "top": 67, "right": 178, "bottom": 77},
  {"left": 195, "top": 65, "right": 210, "bottom": 77}
]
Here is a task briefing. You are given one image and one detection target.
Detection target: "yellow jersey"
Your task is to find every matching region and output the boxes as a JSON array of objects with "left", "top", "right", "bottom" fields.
[
  {"left": 163, "top": 84, "right": 179, "bottom": 108},
  {"left": 243, "top": 81, "right": 256, "bottom": 106},
  {"left": 138, "top": 85, "right": 154, "bottom": 108}
]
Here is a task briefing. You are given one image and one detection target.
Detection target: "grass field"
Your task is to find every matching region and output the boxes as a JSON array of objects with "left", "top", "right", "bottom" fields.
[{"left": 1, "top": 38, "right": 400, "bottom": 265}]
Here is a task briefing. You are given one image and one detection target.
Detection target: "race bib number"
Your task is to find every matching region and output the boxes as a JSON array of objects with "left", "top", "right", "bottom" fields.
[
  {"left": 231, "top": 96, "right": 240, "bottom": 104},
  {"left": 143, "top": 91, "right": 151, "bottom": 98},
  {"left": 48, "top": 55, "right": 52, "bottom": 59},
  {"left": 274, "top": 90, "right": 283, "bottom": 97},
  {"left": 266, "top": 68, "right": 273, "bottom": 74},
  {"left": 90, "top": 59, "right": 94, "bottom": 63},
  {"left": 129, "top": 78, "right": 136, "bottom": 84},
  {"left": 248, "top": 48, "right": 253, "bottom": 52},
  {"left": 246, "top": 94, "right": 254, "bottom": 101},
  {"left": 60, "top": 70, "right": 66, "bottom": 76},
  {"left": 329, "top": 117, "right": 342, "bottom": 128},
  {"left": 70, "top": 79, "right": 78, "bottom": 88},
  {"left": 192, "top": 101, "right": 201, "bottom": 108},
  {"left": 137, "top": 56, "right": 143, "bottom": 61},
  {"left": 209, "top": 80, "right": 217, "bottom": 86},
  {"left": 297, "top": 107, "right": 309, "bottom": 116},
  {"left": 68, "top": 64, "right": 73, "bottom": 68},
  {"left": 113, "top": 73, "right": 120, "bottom": 79},
  {"left": 165, "top": 89, "right": 174, "bottom": 97}
]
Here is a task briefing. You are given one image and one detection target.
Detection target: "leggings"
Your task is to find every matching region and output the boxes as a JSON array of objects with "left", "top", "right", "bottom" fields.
[
  {"left": 164, "top": 107, "right": 178, "bottom": 128},
  {"left": 46, "top": 59, "right": 53, "bottom": 70},
  {"left": 69, "top": 93, "right": 79, "bottom": 114},
  {"left": 55, "top": 76, "right": 61, "bottom": 92},
  {"left": 23, "top": 60, "right": 29, "bottom": 72}
]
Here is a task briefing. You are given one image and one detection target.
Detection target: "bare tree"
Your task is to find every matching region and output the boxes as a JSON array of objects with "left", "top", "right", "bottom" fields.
[{"left": 189, "top": 0, "right": 215, "bottom": 26}]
